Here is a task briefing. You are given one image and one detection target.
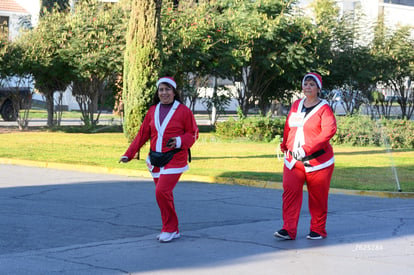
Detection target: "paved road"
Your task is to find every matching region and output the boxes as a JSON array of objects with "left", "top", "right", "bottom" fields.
[
  {"left": 0, "top": 118, "right": 122, "bottom": 127},
  {"left": 0, "top": 164, "right": 413, "bottom": 274}
]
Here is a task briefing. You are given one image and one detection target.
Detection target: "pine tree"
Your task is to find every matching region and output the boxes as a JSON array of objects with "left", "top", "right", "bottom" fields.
[{"left": 123, "top": 0, "right": 163, "bottom": 141}]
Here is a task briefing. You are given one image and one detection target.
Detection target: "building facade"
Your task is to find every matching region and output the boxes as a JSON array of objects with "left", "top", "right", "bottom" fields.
[
  {"left": 301, "top": 0, "right": 414, "bottom": 31},
  {"left": 0, "top": 0, "right": 32, "bottom": 41}
]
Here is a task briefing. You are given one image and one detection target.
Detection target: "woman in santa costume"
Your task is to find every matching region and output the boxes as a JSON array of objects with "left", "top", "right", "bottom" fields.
[
  {"left": 120, "top": 76, "right": 198, "bottom": 243},
  {"left": 274, "top": 72, "right": 337, "bottom": 240}
]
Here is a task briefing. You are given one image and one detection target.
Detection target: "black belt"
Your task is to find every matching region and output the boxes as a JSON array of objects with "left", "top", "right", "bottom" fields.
[{"left": 290, "top": 149, "right": 325, "bottom": 161}]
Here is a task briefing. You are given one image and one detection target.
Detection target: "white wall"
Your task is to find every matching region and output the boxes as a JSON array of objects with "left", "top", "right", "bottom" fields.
[
  {"left": 382, "top": 2, "right": 414, "bottom": 31},
  {"left": 306, "top": 0, "right": 414, "bottom": 29},
  {"left": 2, "top": 12, "right": 25, "bottom": 40},
  {"left": 14, "top": 0, "right": 40, "bottom": 26}
]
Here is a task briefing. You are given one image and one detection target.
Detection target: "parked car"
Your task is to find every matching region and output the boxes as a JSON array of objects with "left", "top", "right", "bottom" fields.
[{"left": 0, "top": 87, "right": 32, "bottom": 121}]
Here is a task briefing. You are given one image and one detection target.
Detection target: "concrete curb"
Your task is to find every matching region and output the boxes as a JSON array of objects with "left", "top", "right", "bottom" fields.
[{"left": 1, "top": 157, "right": 413, "bottom": 199}]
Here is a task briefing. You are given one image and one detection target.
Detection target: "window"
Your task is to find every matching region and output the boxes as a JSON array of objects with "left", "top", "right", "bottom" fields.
[
  {"left": 0, "top": 16, "right": 9, "bottom": 39},
  {"left": 383, "top": 0, "right": 414, "bottom": 7}
]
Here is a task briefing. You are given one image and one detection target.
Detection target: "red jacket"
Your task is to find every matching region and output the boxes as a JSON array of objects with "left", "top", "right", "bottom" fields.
[
  {"left": 123, "top": 100, "right": 199, "bottom": 177},
  {"left": 280, "top": 98, "right": 337, "bottom": 172}
]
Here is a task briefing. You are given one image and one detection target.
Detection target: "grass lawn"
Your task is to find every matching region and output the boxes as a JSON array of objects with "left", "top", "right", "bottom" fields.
[{"left": 0, "top": 130, "right": 412, "bottom": 192}]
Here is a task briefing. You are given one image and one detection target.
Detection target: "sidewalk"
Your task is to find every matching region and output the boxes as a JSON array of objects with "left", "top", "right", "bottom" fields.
[
  {"left": 0, "top": 114, "right": 232, "bottom": 127},
  {"left": 0, "top": 163, "right": 413, "bottom": 274}
]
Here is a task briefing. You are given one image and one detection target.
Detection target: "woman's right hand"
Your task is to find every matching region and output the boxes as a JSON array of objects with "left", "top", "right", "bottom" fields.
[{"left": 166, "top": 137, "right": 177, "bottom": 148}]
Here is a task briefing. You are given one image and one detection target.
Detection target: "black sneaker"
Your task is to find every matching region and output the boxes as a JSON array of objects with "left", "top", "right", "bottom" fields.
[
  {"left": 274, "top": 229, "right": 292, "bottom": 240},
  {"left": 306, "top": 231, "right": 325, "bottom": 240}
]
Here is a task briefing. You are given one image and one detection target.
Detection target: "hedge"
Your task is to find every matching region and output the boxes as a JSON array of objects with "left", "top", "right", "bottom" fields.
[{"left": 215, "top": 115, "right": 414, "bottom": 149}]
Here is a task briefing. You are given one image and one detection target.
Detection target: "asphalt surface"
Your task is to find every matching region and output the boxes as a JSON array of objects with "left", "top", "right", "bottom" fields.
[
  {"left": 0, "top": 116, "right": 213, "bottom": 127},
  {"left": 0, "top": 118, "right": 122, "bottom": 127},
  {"left": 0, "top": 163, "right": 413, "bottom": 275}
]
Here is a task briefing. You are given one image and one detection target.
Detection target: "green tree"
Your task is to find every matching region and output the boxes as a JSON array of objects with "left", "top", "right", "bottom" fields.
[
  {"left": 18, "top": 9, "right": 73, "bottom": 127},
  {"left": 123, "top": 0, "right": 163, "bottom": 141},
  {"left": 255, "top": 8, "right": 321, "bottom": 113},
  {"left": 225, "top": 0, "right": 318, "bottom": 114},
  {"left": 310, "top": 0, "right": 338, "bottom": 71},
  {"left": 0, "top": 39, "right": 32, "bottom": 129},
  {"left": 309, "top": 0, "right": 379, "bottom": 116},
  {"left": 161, "top": 0, "right": 234, "bottom": 124},
  {"left": 162, "top": 0, "right": 319, "bottom": 116},
  {"left": 372, "top": 21, "right": 414, "bottom": 120},
  {"left": 61, "top": 0, "right": 127, "bottom": 126},
  {"left": 215, "top": 0, "right": 263, "bottom": 115},
  {"left": 325, "top": 10, "right": 376, "bottom": 115}
]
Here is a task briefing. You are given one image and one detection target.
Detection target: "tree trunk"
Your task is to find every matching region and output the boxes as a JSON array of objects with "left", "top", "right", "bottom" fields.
[{"left": 45, "top": 92, "right": 55, "bottom": 127}]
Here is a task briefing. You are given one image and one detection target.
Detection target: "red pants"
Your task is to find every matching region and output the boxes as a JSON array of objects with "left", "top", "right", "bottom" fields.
[
  {"left": 153, "top": 173, "right": 181, "bottom": 233},
  {"left": 281, "top": 162, "right": 334, "bottom": 239}
]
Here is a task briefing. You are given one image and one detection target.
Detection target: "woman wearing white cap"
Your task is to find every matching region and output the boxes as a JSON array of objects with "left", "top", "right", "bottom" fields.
[
  {"left": 274, "top": 72, "right": 337, "bottom": 240},
  {"left": 120, "top": 76, "right": 199, "bottom": 243}
]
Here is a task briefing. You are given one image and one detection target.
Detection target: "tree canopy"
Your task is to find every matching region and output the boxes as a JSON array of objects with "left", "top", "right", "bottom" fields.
[{"left": 1, "top": 0, "right": 413, "bottom": 129}]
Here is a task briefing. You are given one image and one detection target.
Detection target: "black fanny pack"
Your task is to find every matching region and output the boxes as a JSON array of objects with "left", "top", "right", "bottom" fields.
[{"left": 149, "top": 149, "right": 181, "bottom": 167}]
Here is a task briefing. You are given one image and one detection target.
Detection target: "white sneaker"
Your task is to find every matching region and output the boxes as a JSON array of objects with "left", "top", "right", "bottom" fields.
[
  {"left": 158, "top": 231, "right": 180, "bottom": 243},
  {"left": 156, "top": 233, "right": 172, "bottom": 240}
]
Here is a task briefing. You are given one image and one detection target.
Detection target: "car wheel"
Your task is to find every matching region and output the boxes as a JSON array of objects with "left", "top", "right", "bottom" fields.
[{"left": 1, "top": 100, "right": 18, "bottom": 121}]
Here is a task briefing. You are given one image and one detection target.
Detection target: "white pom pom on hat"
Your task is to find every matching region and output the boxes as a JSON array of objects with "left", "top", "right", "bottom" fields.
[
  {"left": 156, "top": 77, "right": 177, "bottom": 89},
  {"left": 302, "top": 72, "right": 322, "bottom": 89}
]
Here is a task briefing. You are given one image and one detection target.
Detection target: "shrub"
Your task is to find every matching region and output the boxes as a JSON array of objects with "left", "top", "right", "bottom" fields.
[
  {"left": 215, "top": 116, "right": 285, "bottom": 142},
  {"left": 380, "top": 119, "right": 414, "bottom": 149},
  {"left": 333, "top": 116, "right": 414, "bottom": 149},
  {"left": 333, "top": 116, "right": 382, "bottom": 146}
]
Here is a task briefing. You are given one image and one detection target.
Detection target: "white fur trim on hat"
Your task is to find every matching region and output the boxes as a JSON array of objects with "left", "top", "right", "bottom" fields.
[
  {"left": 156, "top": 77, "right": 177, "bottom": 89},
  {"left": 302, "top": 73, "right": 322, "bottom": 89}
]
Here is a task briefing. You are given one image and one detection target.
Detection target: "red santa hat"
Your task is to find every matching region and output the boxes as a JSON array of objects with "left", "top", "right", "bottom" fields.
[
  {"left": 302, "top": 72, "right": 322, "bottom": 89},
  {"left": 156, "top": 76, "right": 177, "bottom": 89}
]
